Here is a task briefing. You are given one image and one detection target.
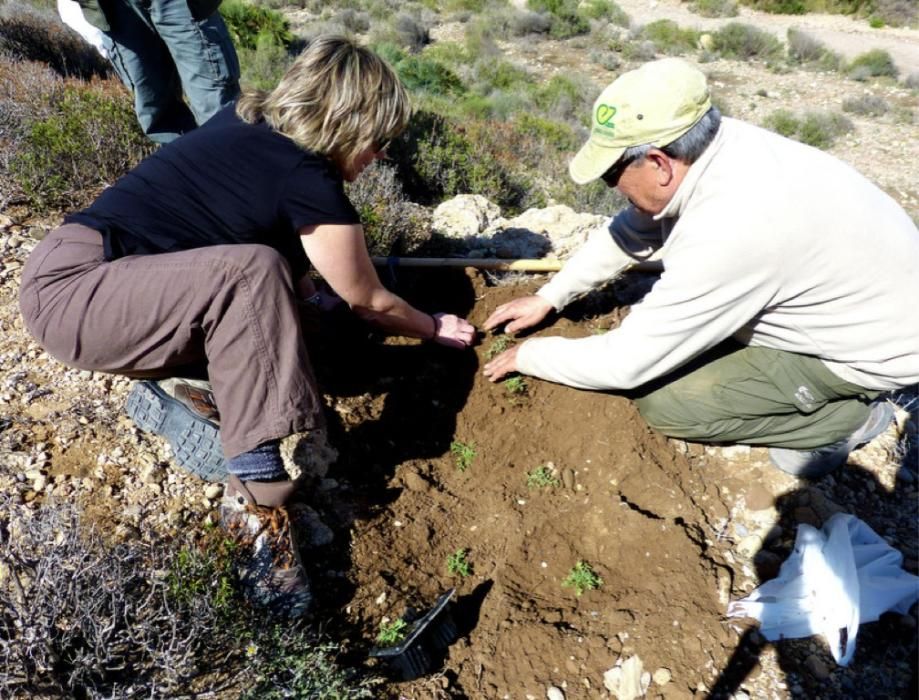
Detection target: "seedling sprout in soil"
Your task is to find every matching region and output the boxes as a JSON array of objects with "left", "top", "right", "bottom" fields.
[
  {"left": 376, "top": 618, "right": 408, "bottom": 647},
  {"left": 485, "top": 335, "right": 516, "bottom": 359},
  {"left": 450, "top": 440, "right": 476, "bottom": 471},
  {"left": 563, "top": 561, "right": 603, "bottom": 596},
  {"left": 503, "top": 376, "right": 528, "bottom": 396},
  {"left": 446, "top": 548, "right": 471, "bottom": 578},
  {"left": 526, "top": 464, "right": 560, "bottom": 489}
]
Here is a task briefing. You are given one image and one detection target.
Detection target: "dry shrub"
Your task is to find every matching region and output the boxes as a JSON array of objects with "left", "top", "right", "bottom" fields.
[
  {"left": 0, "top": 498, "right": 372, "bottom": 698},
  {"left": 345, "top": 162, "right": 432, "bottom": 256},
  {"left": 841, "top": 93, "right": 890, "bottom": 117},
  {"left": 0, "top": 2, "right": 110, "bottom": 80}
]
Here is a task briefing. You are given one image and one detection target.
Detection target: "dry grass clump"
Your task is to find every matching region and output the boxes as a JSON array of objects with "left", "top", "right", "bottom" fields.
[
  {"left": 711, "top": 22, "right": 785, "bottom": 61},
  {"left": 841, "top": 93, "right": 890, "bottom": 117},
  {"left": 0, "top": 1, "right": 110, "bottom": 80},
  {"left": 689, "top": 0, "right": 739, "bottom": 18},
  {"left": 787, "top": 27, "right": 844, "bottom": 71}
]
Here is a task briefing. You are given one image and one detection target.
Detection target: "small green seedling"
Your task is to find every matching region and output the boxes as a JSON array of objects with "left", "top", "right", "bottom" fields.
[
  {"left": 446, "top": 548, "right": 472, "bottom": 578},
  {"left": 376, "top": 617, "right": 408, "bottom": 647},
  {"left": 450, "top": 440, "right": 476, "bottom": 472},
  {"left": 562, "top": 561, "right": 603, "bottom": 596},
  {"left": 485, "top": 335, "right": 516, "bottom": 359},
  {"left": 526, "top": 464, "right": 560, "bottom": 489},
  {"left": 503, "top": 376, "right": 528, "bottom": 396}
]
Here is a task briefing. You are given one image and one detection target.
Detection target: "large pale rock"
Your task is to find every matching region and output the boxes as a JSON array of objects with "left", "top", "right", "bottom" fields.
[
  {"left": 487, "top": 205, "right": 605, "bottom": 260},
  {"left": 432, "top": 195, "right": 502, "bottom": 240}
]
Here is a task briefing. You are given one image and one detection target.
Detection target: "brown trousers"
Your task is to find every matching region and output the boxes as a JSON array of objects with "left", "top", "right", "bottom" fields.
[{"left": 19, "top": 224, "right": 323, "bottom": 458}]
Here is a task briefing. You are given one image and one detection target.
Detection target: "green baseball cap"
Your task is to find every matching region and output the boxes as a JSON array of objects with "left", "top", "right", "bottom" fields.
[{"left": 569, "top": 58, "right": 712, "bottom": 185}]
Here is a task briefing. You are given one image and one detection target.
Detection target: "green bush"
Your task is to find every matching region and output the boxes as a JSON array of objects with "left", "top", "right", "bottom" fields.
[
  {"left": 579, "top": 0, "right": 630, "bottom": 26},
  {"left": 390, "top": 110, "right": 532, "bottom": 212},
  {"left": 220, "top": 0, "right": 292, "bottom": 51},
  {"left": 847, "top": 48, "right": 898, "bottom": 80},
  {"left": 514, "top": 113, "right": 579, "bottom": 150},
  {"left": 377, "top": 43, "right": 466, "bottom": 95},
  {"left": 711, "top": 22, "right": 784, "bottom": 60},
  {"left": 637, "top": 19, "right": 701, "bottom": 55},
  {"left": 527, "top": 0, "right": 590, "bottom": 38},
  {"left": 762, "top": 109, "right": 854, "bottom": 149},
  {"left": 10, "top": 83, "right": 151, "bottom": 211},
  {"left": 237, "top": 32, "right": 295, "bottom": 90}
]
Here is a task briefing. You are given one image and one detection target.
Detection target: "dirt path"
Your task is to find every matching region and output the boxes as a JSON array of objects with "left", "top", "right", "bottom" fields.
[{"left": 614, "top": 0, "right": 919, "bottom": 75}]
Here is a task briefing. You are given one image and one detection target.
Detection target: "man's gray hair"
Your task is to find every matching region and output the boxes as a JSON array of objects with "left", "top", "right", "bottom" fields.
[{"left": 622, "top": 106, "right": 722, "bottom": 165}]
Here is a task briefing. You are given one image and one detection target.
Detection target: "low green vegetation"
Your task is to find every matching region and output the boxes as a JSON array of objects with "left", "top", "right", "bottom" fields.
[
  {"left": 841, "top": 93, "right": 889, "bottom": 116},
  {"left": 762, "top": 109, "right": 854, "bottom": 149},
  {"left": 847, "top": 48, "right": 898, "bottom": 80},
  {"left": 526, "top": 464, "right": 561, "bottom": 489},
  {"left": 446, "top": 547, "right": 472, "bottom": 577},
  {"left": 503, "top": 376, "right": 528, "bottom": 396},
  {"left": 376, "top": 618, "right": 409, "bottom": 647},
  {"left": 450, "top": 440, "right": 477, "bottom": 471},
  {"left": 562, "top": 560, "right": 604, "bottom": 596},
  {"left": 711, "top": 22, "right": 785, "bottom": 61},
  {"left": 485, "top": 335, "right": 516, "bottom": 359},
  {"left": 689, "top": 0, "right": 739, "bottom": 18}
]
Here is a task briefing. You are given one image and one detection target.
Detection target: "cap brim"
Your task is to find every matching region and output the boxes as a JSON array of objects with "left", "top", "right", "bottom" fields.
[{"left": 568, "top": 139, "right": 627, "bottom": 185}]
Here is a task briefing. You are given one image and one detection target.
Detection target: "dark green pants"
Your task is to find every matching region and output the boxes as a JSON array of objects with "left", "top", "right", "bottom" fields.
[{"left": 632, "top": 343, "right": 881, "bottom": 450}]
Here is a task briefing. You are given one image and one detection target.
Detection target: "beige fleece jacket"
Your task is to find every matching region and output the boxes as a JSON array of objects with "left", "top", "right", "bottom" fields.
[{"left": 519, "top": 118, "right": 919, "bottom": 391}]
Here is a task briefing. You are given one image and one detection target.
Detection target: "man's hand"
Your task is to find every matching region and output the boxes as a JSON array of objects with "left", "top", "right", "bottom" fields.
[
  {"left": 432, "top": 313, "right": 477, "bottom": 349},
  {"left": 483, "top": 345, "right": 521, "bottom": 382},
  {"left": 483, "top": 295, "right": 554, "bottom": 335}
]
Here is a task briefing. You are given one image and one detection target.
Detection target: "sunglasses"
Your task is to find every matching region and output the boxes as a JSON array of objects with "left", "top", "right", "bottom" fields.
[{"left": 600, "top": 156, "right": 634, "bottom": 187}]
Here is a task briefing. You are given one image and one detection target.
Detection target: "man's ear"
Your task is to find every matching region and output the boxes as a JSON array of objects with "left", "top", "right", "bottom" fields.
[{"left": 647, "top": 149, "right": 675, "bottom": 186}]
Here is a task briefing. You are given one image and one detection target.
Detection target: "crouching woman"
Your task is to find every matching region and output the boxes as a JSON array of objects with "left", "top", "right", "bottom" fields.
[{"left": 19, "top": 36, "right": 475, "bottom": 617}]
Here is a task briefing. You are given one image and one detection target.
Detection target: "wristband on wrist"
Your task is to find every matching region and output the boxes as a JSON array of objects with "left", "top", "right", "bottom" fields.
[{"left": 428, "top": 313, "right": 439, "bottom": 341}]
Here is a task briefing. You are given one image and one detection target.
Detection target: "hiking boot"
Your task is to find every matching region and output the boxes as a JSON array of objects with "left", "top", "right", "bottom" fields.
[
  {"left": 220, "top": 475, "right": 312, "bottom": 618},
  {"left": 768, "top": 401, "right": 895, "bottom": 479},
  {"left": 125, "top": 378, "right": 226, "bottom": 482}
]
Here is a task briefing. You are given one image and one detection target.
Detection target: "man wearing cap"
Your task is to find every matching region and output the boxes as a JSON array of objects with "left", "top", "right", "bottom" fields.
[{"left": 483, "top": 57, "right": 919, "bottom": 478}]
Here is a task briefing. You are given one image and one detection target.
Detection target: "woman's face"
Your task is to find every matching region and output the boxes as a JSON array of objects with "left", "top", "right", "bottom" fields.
[{"left": 342, "top": 144, "right": 387, "bottom": 182}]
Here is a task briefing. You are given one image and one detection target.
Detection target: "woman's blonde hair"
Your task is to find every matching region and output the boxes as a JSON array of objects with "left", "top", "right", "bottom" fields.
[{"left": 237, "top": 36, "right": 410, "bottom": 171}]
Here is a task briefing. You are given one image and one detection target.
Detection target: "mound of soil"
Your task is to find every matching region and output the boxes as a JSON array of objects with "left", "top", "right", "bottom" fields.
[{"left": 311, "top": 269, "right": 739, "bottom": 698}]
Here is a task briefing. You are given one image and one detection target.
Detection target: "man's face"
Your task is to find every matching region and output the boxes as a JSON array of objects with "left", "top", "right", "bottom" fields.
[{"left": 604, "top": 149, "right": 683, "bottom": 216}]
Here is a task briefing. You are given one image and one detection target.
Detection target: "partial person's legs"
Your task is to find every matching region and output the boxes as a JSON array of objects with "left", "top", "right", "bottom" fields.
[
  {"left": 149, "top": 0, "right": 240, "bottom": 127},
  {"left": 102, "top": 0, "right": 196, "bottom": 142},
  {"left": 632, "top": 343, "right": 888, "bottom": 475},
  {"left": 20, "top": 224, "right": 318, "bottom": 615}
]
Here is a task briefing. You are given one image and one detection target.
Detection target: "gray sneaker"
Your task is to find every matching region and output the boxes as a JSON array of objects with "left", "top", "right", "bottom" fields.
[
  {"left": 220, "top": 475, "right": 312, "bottom": 618},
  {"left": 125, "top": 378, "right": 226, "bottom": 482},
  {"left": 768, "top": 401, "right": 895, "bottom": 478}
]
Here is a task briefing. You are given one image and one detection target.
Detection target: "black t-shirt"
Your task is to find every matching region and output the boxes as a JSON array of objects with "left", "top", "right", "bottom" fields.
[{"left": 66, "top": 103, "right": 360, "bottom": 279}]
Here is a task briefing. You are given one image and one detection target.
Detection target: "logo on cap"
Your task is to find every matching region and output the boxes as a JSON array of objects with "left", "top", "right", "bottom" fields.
[{"left": 596, "top": 104, "right": 617, "bottom": 131}]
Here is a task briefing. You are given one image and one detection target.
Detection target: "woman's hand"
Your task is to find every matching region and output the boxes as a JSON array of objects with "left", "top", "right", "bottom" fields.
[{"left": 431, "top": 313, "right": 476, "bottom": 349}]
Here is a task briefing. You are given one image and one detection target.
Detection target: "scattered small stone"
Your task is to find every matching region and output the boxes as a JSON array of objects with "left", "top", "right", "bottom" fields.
[
  {"left": 804, "top": 654, "right": 830, "bottom": 680},
  {"left": 562, "top": 469, "right": 575, "bottom": 490},
  {"left": 204, "top": 484, "right": 223, "bottom": 500},
  {"left": 546, "top": 686, "right": 565, "bottom": 700},
  {"left": 652, "top": 667, "right": 671, "bottom": 686}
]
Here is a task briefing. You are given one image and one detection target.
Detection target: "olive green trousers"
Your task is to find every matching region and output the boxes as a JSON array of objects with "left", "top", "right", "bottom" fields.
[{"left": 631, "top": 343, "right": 881, "bottom": 450}]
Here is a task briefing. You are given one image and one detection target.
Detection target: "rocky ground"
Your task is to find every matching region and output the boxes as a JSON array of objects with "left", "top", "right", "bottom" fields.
[{"left": 1, "top": 3, "right": 917, "bottom": 699}]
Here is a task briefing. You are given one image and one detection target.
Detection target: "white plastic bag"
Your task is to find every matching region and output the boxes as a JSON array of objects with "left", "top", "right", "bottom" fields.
[
  {"left": 56, "top": 0, "right": 109, "bottom": 58},
  {"left": 727, "top": 513, "right": 919, "bottom": 666}
]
